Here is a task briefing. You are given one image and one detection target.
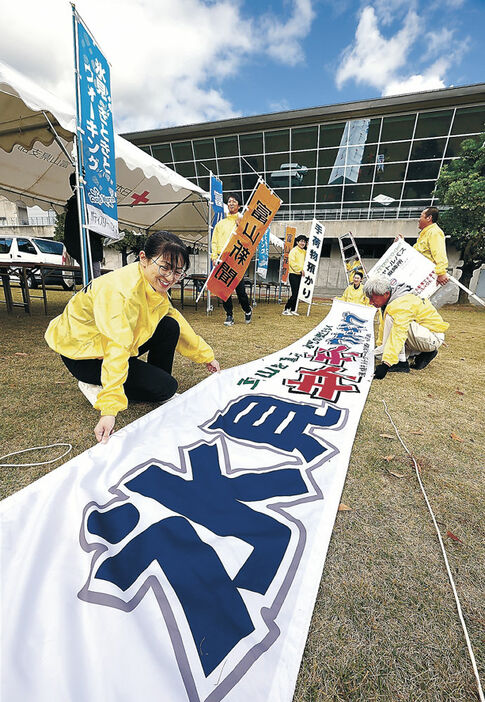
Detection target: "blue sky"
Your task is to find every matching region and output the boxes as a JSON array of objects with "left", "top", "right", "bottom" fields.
[{"left": 2, "top": 0, "right": 484, "bottom": 131}]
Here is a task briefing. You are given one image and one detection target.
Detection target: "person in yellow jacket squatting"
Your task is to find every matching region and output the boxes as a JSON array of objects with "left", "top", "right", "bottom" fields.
[
  {"left": 397, "top": 206, "right": 449, "bottom": 286},
  {"left": 282, "top": 234, "right": 309, "bottom": 315},
  {"left": 211, "top": 192, "right": 252, "bottom": 326},
  {"left": 363, "top": 275, "right": 449, "bottom": 380},
  {"left": 338, "top": 271, "right": 370, "bottom": 305},
  {"left": 45, "top": 231, "right": 220, "bottom": 443}
]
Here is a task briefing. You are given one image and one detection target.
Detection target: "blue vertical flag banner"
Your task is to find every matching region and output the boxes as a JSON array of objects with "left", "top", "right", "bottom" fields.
[
  {"left": 210, "top": 175, "right": 224, "bottom": 240},
  {"left": 256, "top": 227, "right": 270, "bottom": 279},
  {"left": 1, "top": 302, "right": 376, "bottom": 702},
  {"left": 74, "top": 11, "right": 118, "bottom": 239}
]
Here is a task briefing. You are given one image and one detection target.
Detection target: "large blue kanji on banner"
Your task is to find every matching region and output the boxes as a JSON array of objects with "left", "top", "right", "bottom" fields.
[{"left": 74, "top": 12, "right": 118, "bottom": 240}]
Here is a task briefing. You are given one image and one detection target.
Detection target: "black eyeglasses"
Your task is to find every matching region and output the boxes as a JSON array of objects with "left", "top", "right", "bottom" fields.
[{"left": 151, "top": 259, "right": 186, "bottom": 280}]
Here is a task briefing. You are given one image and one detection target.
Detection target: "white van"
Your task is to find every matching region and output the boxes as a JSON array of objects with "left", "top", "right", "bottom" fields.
[{"left": 0, "top": 235, "right": 78, "bottom": 289}]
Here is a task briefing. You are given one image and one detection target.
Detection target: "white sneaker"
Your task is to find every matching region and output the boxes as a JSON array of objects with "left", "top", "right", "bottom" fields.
[
  {"left": 282, "top": 309, "right": 292, "bottom": 316},
  {"left": 78, "top": 381, "right": 102, "bottom": 406},
  {"left": 291, "top": 311, "right": 300, "bottom": 316}
]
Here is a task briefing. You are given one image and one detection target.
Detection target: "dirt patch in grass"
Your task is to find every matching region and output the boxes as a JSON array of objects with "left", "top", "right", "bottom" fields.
[{"left": 1, "top": 290, "right": 483, "bottom": 701}]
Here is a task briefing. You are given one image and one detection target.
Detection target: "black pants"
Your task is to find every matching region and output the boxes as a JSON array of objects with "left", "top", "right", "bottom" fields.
[
  {"left": 61, "top": 316, "right": 180, "bottom": 404},
  {"left": 285, "top": 273, "right": 301, "bottom": 311},
  {"left": 222, "top": 279, "right": 251, "bottom": 315}
]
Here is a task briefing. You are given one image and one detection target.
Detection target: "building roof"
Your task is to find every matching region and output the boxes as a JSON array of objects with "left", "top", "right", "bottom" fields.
[{"left": 123, "top": 83, "right": 485, "bottom": 145}]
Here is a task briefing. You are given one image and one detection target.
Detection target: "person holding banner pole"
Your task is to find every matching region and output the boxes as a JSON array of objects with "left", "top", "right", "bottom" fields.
[
  {"left": 282, "top": 235, "right": 308, "bottom": 315},
  {"left": 45, "top": 231, "right": 220, "bottom": 443},
  {"left": 364, "top": 275, "right": 449, "bottom": 379},
  {"left": 211, "top": 193, "right": 252, "bottom": 326},
  {"left": 397, "top": 207, "right": 449, "bottom": 286}
]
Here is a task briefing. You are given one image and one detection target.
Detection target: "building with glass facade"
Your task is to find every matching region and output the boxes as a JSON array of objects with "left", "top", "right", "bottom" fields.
[
  {"left": 123, "top": 84, "right": 485, "bottom": 293},
  {"left": 124, "top": 83, "right": 485, "bottom": 223}
]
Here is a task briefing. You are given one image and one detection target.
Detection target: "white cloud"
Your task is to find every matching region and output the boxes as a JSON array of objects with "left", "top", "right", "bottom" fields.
[
  {"left": 263, "top": 0, "right": 316, "bottom": 65},
  {"left": 336, "top": 6, "right": 419, "bottom": 90},
  {"left": 1, "top": 0, "right": 316, "bottom": 131},
  {"left": 336, "top": 3, "right": 469, "bottom": 97}
]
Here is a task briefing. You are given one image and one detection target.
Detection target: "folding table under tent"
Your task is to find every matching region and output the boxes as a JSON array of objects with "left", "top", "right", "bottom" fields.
[{"left": 0, "top": 60, "right": 209, "bottom": 244}]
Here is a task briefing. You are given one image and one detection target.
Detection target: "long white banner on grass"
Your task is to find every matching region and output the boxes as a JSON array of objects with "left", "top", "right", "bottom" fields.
[{"left": 1, "top": 300, "right": 375, "bottom": 702}]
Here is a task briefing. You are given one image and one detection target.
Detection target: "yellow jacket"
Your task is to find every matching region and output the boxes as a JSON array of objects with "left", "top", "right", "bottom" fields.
[
  {"left": 45, "top": 263, "right": 214, "bottom": 417},
  {"left": 288, "top": 246, "right": 306, "bottom": 274},
  {"left": 376, "top": 293, "right": 449, "bottom": 366},
  {"left": 339, "top": 283, "right": 370, "bottom": 305},
  {"left": 346, "top": 259, "right": 364, "bottom": 282},
  {"left": 413, "top": 223, "right": 448, "bottom": 276},
  {"left": 211, "top": 214, "right": 239, "bottom": 261}
]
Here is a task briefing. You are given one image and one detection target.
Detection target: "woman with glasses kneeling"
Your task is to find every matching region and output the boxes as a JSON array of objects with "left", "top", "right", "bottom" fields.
[{"left": 45, "top": 231, "right": 220, "bottom": 443}]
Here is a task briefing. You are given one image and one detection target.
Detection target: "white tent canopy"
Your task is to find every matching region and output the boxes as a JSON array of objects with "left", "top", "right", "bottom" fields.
[{"left": 0, "top": 60, "right": 209, "bottom": 242}]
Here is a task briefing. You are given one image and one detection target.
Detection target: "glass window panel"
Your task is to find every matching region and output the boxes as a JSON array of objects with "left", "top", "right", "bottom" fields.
[
  {"left": 343, "top": 184, "right": 371, "bottom": 202},
  {"left": 265, "top": 129, "right": 289, "bottom": 153},
  {"left": 171, "top": 141, "right": 193, "bottom": 162},
  {"left": 140, "top": 145, "right": 151, "bottom": 154},
  {"left": 241, "top": 155, "right": 264, "bottom": 173},
  {"left": 292, "top": 149, "right": 317, "bottom": 168},
  {"left": 374, "top": 161, "right": 406, "bottom": 182},
  {"left": 0, "top": 237, "right": 12, "bottom": 254},
  {"left": 415, "top": 110, "right": 453, "bottom": 138},
  {"left": 239, "top": 132, "right": 263, "bottom": 155},
  {"left": 445, "top": 135, "right": 477, "bottom": 158},
  {"left": 291, "top": 126, "right": 318, "bottom": 151},
  {"left": 242, "top": 173, "right": 259, "bottom": 191},
  {"left": 196, "top": 159, "right": 217, "bottom": 178},
  {"left": 452, "top": 105, "right": 485, "bottom": 135},
  {"left": 366, "top": 118, "right": 381, "bottom": 144},
  {"left": 199, "top": 176, "right": 209, "bottom": 192},
  {"left": 402, "top": 181, "right": 435, "bottom": 200},
  {"left": 265, "top": 153, "right": 290, "bottom": 171},
  {"left": 152, "top": 144, "right": 172, "bottom": 164},
  {"left": 345, "top": 144, "right": 377, "bottom": 168},
  {"left": 410, "top": 138, "right": 446, "bottom": 160},
  {"left": 216, "top": 136, "right": 238, "bottom": 158},
  {"left": 353, "top": 165, "right": 375, "bottom": 184},
  {"left": 381, "top": 114, "right": 415, "bottom": 142},
  {"left": 272, "top": 187, "right": 289, "bottom": 204},
  {"left": 400, "top": 199, "right": 432, "bottom": 209},
  {"left": 318, "top": 148, "right": 340, "bottom": 167},
  {"left": 218, "top": 158, "right": 240, "bottom": 175},
  {"left": 317, "top": 186, "right": 343, "bottom": 203},
  {"left": 372, "top": 183, "right": 402, "bottom": 201},
  {"left": 406, "top": 161, "right": 441, "bottom": 180},
  {"left": 175, "top": 162, "right": 196, "bottom": 179},
  {"left": 221, "top": 175, "right": 242, "bottom": 193},
  {"left": 379, "top": 141, "right": 411, "bottom": 162},
  {"left": 360, "top": 143, "right": 378, "bottom": 164},
  {"left": 319, "top": 123, "right": 345, "bottom": 148},
  {"left": 291, "top": 187, "right": 315, "bottom": 203},
  {"left": 193, "top": 139, "right": 215, "bottom": 160},
  {"left": 291, "top": 167, "right": 315, "bottom": 187},
  {"left": 345, "top": 118, "right": 378, "bottom": 146},
  {"left": 317, "top": 168, "right": 332, "bottom": 186}
]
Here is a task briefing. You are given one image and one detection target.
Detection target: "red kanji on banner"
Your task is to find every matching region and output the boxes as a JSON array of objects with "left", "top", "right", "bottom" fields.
[
  {"left": 285, "top": 366, "right": 359, "bottom": 403},
  {"left": 313, "top": 345, "right": 360, "bottom": 366}
]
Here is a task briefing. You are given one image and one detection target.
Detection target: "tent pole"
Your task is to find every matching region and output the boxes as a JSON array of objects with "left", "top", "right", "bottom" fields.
[{"left": 41, "top": 112, "right": 74, "bottom": 166}]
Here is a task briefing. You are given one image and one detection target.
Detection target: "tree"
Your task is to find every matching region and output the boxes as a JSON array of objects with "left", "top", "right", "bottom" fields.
[
  {"left": 434, "top": 134, "right": 485, "bottom": 303},
  {"left": 53, "top": 211, "right": 66, "bottom": 242},
  {"left": 109, "top": 229, "right": 145, "bottom": 266}
]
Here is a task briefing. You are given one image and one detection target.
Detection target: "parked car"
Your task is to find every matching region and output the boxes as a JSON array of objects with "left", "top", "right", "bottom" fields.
[{"left": 0, "top": 235, "right": 81, "bottom": 289}]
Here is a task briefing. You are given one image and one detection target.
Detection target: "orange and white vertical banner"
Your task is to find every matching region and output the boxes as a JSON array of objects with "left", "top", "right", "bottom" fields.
[
  {"left": 207, "top": 180, "right": 281, "bottom": 302},
  {"left": 298, "top": 219, "right": 325, "bottom": 315},
  {"left": 281, "top": 225, "right": 296, "bottom": 283}
]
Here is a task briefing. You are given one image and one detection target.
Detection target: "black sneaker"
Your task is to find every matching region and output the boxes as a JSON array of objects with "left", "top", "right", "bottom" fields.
[
  {"left": 413, "top": 350, "right": 437, "bottom": 370},
  {"left": 387, "top": 360, "right": 410, "bottom": 373},
  {"left": 245, "top": 309, "right": 252, "bottom": 324},
  {"left": 224, "top": 315, "right": 234, "bottom": 326}
]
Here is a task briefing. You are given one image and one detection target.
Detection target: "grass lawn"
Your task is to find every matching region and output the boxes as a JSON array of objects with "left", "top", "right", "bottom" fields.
[{"left": 1, "top": 285, "right": 484, "bottom": 701}]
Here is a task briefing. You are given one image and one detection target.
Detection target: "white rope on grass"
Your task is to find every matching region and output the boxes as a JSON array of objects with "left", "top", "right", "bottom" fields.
[
  {"left": 0, "top": 443, "right": 72, "bottom": 468},
  {"left": 382, "top": 400, "right": 484, "bottom": 702}
]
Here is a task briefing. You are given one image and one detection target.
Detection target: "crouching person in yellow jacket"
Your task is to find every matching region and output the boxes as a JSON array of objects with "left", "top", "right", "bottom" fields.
[
  {"left": 45, "top": 231, "right": 220, "bottom": 443},
  {"left": 338, "top": 271, "right": 370, "bottom": 306},
  {"left": 363, "top": 275, "right": 449, "bottom": 380}
]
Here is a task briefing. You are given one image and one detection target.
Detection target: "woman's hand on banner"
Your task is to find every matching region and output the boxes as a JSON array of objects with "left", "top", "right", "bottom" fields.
[
  {"left": 206, "top": 360, "right": 221, "bottom": 374},
  {"left": 95, "top": 415, "right": 116, "bottom": 443},
  {"left": 394, "top": 234, "right": 404, "bottom": 242}
]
